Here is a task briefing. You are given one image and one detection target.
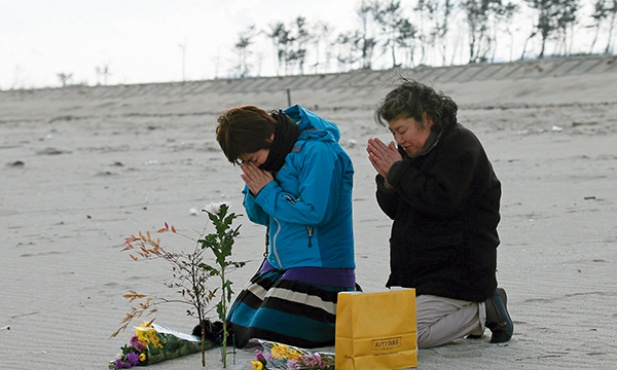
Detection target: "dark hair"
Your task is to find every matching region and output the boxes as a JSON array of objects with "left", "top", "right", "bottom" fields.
[
  {"left": 216, "top": 105, "right": 277, "bottom": 164},
  {"left": 375, "top": 78, "right": 458, "bottom": 132}
]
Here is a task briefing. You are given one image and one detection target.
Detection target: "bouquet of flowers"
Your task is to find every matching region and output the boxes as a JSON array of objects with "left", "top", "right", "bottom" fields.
[
  {"left": 251, "top": 339, "right": 335, "bottom": 370},
  {"left": 109, "top": 322, "right": 210, "bottom": 369}
]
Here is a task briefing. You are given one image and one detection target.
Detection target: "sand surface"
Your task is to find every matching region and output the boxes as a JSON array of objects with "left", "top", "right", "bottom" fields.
[{"left": 1, "top": 56, "right": 617, "bottom": 369}]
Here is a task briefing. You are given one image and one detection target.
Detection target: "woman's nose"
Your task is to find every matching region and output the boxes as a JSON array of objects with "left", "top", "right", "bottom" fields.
[{"left": 394, "top": 133, "right": 404, "bottom": 145}]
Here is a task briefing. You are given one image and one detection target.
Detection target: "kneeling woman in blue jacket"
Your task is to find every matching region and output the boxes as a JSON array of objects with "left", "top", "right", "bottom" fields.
[{"left": 213, "top": 104, "right": 357, "bottom": 348}]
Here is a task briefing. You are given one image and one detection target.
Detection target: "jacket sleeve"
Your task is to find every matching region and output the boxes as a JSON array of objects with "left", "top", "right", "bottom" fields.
[
  {"left": 242, "top": 185, "right": 269, "bottom": 226},
  {"left": 386, "top": 148, "right": 477, "bottom": 218},
  {"left": 375, "top": 174, "right": 399, "bottom": 220},
  {"left": 253, "top": 142, "right": 341, "bottom": 226}
]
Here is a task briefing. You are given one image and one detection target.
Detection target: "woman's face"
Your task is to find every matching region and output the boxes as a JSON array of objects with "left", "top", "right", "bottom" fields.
[
  {"left": 239, "top": 148, "right": 270, "bottom": 166},
  {"left": 238, "top": 133, "right": 274, "bottom": 166},
  {"left": 388, "top": 115, "right": 433, "bottom": 156}
]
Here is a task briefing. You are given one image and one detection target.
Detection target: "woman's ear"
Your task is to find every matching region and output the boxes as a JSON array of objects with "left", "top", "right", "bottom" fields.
[
  {"left": 269, "top": 133, "right": 275, "bottom": 142},
  {"left": 422, "top": 112, "right": 434, "bottom": 129}
]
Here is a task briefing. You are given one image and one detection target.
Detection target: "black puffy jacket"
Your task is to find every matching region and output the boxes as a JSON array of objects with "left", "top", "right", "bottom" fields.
[{"left": 376, "top": 122, "right": 501, "bottom": 302}]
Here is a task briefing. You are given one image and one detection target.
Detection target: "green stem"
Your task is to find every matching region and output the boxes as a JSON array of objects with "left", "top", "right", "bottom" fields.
[{"left": 221, "top": 266, "right": 227, "bottom": 368}]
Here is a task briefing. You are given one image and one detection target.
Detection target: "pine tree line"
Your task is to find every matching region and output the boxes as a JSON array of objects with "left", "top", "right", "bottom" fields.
[{"left": 228, "top": 0, "right": 617, "bottom": 78}]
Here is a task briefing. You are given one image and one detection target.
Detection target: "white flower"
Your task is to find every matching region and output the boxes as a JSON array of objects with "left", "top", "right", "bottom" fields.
[{"left": 203, "top": 201, "right": 231, "bottom": 215}]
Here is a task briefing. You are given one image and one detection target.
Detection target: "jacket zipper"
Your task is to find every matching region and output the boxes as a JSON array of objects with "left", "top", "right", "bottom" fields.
[{"left": 271, "top": 218, "right": 283, "bottom": 268}]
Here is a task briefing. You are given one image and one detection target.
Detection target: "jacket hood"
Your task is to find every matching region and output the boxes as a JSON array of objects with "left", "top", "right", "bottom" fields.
[{"left": 284, "top": 104, "right": 341, "bottom": 142}]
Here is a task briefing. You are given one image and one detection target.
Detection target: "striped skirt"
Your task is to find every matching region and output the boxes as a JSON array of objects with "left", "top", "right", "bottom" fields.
[{"left": 227, "top": 260, "right": 357, "bottom": 348}]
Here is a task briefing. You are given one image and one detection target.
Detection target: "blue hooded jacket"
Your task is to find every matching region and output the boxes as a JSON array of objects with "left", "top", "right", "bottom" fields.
[{"left": 242, "top": 105, "right": 355, "bottom": 270}]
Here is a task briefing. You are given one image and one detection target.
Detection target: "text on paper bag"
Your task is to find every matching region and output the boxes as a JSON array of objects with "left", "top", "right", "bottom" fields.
[{"left": 371, "top": 336, "right": 401, "bottom": 351}]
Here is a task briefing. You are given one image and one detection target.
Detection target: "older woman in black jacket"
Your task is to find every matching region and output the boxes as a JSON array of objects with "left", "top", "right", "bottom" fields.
[{"left": 366, "top": 79, "right": 513, "bottom": 348}]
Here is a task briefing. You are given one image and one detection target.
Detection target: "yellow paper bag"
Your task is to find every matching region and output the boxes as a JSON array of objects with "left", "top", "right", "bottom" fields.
[{"left": 335, "top": 289, "right": 418, "bottom": 370}]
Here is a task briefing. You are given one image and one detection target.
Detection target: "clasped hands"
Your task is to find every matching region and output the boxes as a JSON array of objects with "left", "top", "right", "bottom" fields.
[
  {"left": 366, "top": 138, "right": 402, "bottom": 180},
  {"left": 241, "top": 162, "right": 273, "bottom": 195},
  {"left": 239, "top": 138, "right": 400, "bottom": 195}
]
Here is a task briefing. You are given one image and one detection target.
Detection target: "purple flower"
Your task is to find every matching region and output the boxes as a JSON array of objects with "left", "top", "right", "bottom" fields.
[
  {"left": 112, "top": 359, "right": 131, "bottom": 369},
  {"left": 287, "top": 360, "right": 301, "bottom": 370},
  {"left": 125, "top": 352, "right": 140, "bottom": 366}
]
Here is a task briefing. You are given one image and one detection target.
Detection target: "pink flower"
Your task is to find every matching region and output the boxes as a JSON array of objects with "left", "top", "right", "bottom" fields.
[
  {"left": 129, "top": 335, "right": 146, "bottom": 351},
  {"left": 302, "top": 353, "right": 321, "bottom": 367}
]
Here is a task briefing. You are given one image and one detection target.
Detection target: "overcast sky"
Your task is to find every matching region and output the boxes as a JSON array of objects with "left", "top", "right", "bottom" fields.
[
  {"left": 0, "top": 0, "right": 605, "bottom": 90},
  {"left": 0, "top": 0, "right": 361, "bottom": 89}
]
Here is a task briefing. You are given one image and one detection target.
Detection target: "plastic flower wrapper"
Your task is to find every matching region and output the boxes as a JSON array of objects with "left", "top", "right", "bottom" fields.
[
  {"left": 109, "top": 322, "right": 211, "bottom": 369},
  {"left": 250, "top": 339, "right": 335, "bottom": 370}
]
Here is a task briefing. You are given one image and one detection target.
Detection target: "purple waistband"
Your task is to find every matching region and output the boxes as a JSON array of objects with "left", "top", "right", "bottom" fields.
[{"left": 260, "top": 260, "right": 356, "bottom": 288}]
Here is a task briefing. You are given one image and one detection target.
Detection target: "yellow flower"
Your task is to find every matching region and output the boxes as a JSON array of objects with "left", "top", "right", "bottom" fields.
[
  {"left": 136, "top": 324, "right": 152, "bottom": 341},
  {"left": 135, "top": 322, "right": 164, "bottom": 348},
  {"left": 287, "top": 348, "right": 302, "bottom": 361},
  {"left": 251, "top": 361, "right": 264, "bottom": 370},
  {"left": 138, "top": 353, "right": 147, "bottom": 362},
  {"left": 271, "top": 343, "right": 289, "bottom": 359},
  {"left": 139, "top": 323, "right": 153, "bottom": 332},
  {"left": 136, "top": 332, "right": 146, "bottom": 344}
]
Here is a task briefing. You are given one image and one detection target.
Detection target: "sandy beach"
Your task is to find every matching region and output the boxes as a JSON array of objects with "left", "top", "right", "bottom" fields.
[{"left": 1, "top": 56, "right": 617, "bottom": 369}]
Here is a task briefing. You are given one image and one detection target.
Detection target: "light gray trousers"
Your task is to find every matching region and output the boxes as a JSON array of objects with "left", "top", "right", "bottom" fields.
[{"left": 416, "top": 294, "right": 486, "bottom": 348}]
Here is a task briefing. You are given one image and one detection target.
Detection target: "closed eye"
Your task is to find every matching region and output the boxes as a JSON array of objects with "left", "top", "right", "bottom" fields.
[{"left": 240, "top": 156, "right": 254, "bottom": 164}]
